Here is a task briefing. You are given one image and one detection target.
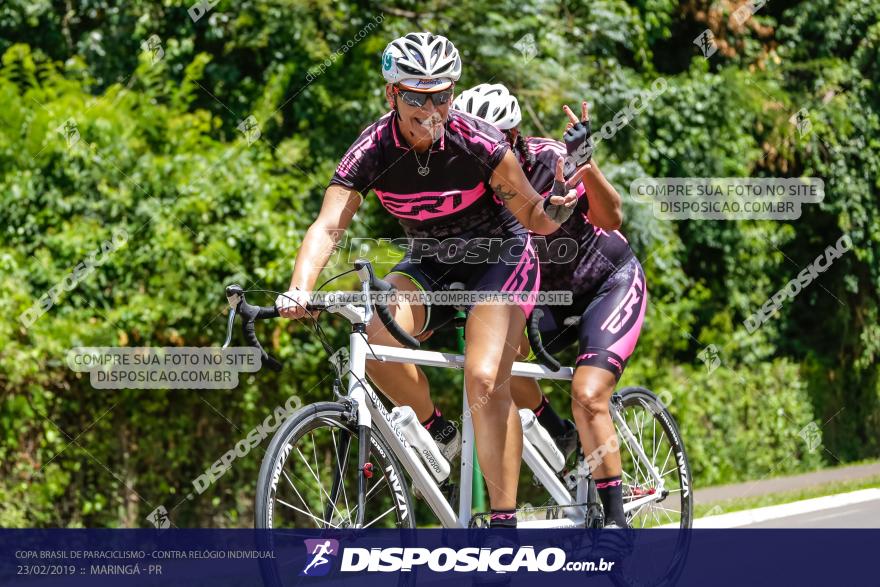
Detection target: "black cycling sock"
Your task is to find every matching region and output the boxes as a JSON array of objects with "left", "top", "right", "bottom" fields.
[
  {"left": 533, "top": 395, "right": 567, "bottom": 438},
  {"left": 422, "top": 408, "right": 457, "bottom": 445},
  {"left": 596, "top": 476, "right": 627, "bottom": 526},
  {"left": 489, "top": 509, "right": 517, "bottom": 528}
]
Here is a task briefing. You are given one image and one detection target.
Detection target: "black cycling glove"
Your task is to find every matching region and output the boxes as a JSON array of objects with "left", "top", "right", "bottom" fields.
[
  {"left": 564, "top": 120, "right": 594, "bottom": 172},
  {"left": 543, "top": 178, "right": 574, "bottom": 225}
]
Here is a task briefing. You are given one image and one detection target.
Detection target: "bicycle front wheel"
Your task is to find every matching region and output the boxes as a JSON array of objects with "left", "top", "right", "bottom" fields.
[{"left": 255, "top": 401, "right": 415, "bottom": 529}]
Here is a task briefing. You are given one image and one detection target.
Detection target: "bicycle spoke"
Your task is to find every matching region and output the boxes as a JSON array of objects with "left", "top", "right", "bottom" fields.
[
  {"left": 620, "top": 423, "right": 647, "bottom": 486},
  {"left": 296, "top": 446, "right": 347, "bottom": 523},
  {"left": 362, "top": 506, "right": 398, "bottom": 529},
  {"left": 302, "top": 433, "right": 325, "bottom": 515},
  {"left": 635, "top": 410, "right": 645, "bottom": 458},
  {"left": 312, "top": 431, "right": 322, "bottom": 503},
  {"left": 658, "top": 448, "right": 680, "bottom": 480},
  {"left": 330, "top": 428, "right": 352, "bottom": 526},
  {"left": 630, "top": 501, "right": 651, "bottom": 526},
  {"left": 276, "top": 498, "right": 339, "bottom": 529},
  {"left": 650, "top": 505, "right": 661, "bottom": 528},
  {"left": 652, "top": 414, "right": 658, "bottom": 467},
  {"left": 282, "top": 469, "right": 317, "bottom": 523},
  {"left": 652, "top": 504, "right": 681, "bottom": 517},
  {"left": 657, "top": 444, "right": 674, "bottom": 483}
]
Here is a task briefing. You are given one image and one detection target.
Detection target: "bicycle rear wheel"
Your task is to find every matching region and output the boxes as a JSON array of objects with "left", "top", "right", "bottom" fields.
[
  {"left": 615, "top": 386, "right": 692, "bottom": 529},
  {"left": 255, "top": 401, "right": 415, "bottom": 529}
]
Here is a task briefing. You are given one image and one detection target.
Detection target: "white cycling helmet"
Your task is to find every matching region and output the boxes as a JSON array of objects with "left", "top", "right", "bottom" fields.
[
  {"left": 452, "top": 83, "right": 522, "bottom": 130},
  {"left": 382, "top": 32, "right": 462, "bottom": 92}
]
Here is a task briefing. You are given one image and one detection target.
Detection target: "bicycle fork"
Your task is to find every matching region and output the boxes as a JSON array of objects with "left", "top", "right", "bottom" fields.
[{"left": 346, "top": 328, "right": 460, "bottom": 528}]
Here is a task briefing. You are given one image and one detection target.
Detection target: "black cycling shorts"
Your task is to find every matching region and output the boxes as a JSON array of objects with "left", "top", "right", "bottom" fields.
[
  {"left": 532, "top": 256, "right": 646, "bottom": 380},
  {"left": 387, "top": 234, "right": 540, "bottom": 335}
]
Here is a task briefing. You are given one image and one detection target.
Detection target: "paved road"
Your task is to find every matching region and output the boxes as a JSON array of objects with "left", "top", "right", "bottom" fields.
[
  {"left": 696, "top": 461, "right": 880, "bottom": 505},
  {"left": 742, "top": 495, "right": 880, "bottom": 528},
  {"left": 692, "top": 489, "right": 880, "bottom": 528}
]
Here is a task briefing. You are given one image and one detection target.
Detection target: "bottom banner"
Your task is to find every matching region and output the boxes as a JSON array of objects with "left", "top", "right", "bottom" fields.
[{"left": 0, "top": 529, "right": 876, "bottom": 586}]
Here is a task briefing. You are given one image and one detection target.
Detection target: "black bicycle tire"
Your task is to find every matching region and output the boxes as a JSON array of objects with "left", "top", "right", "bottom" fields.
[
  {"left": 610, "top": 385, "right": 692, "bottom": 587},
  {"left": 255, "top": 401, "right": 416, "bottom": 587}
]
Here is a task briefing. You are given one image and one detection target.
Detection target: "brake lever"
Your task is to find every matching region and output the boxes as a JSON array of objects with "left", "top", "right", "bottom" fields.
[
  {"left": 222, "top": 307, "right": 236, "bottom": 349},
  {"left": 223, "top": 283, "right": 244, "bottom": 349}
]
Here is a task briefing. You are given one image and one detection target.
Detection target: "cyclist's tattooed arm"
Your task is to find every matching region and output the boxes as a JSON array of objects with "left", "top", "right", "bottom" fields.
[
  {"left": 490, "top": 151, "right": 577, "bottom": 235},
  {"left": 492, "top": 182, "right": 518, "bottom": 201}
]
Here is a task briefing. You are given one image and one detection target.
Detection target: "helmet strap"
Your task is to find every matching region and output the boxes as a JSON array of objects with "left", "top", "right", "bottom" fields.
[{"left": 389, "top": 89, "right": 401, "bottom": 119}]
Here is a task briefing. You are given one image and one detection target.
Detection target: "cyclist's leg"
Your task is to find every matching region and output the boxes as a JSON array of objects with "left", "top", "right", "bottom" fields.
[
  {"left": 569, "top": 258, "right": 647, "bottom": 525},
  {"left": 465, "top": 302, "right": 525, "bottom": 512},
  {"left": 509, "top": 332, "right": 541, "bottom": 407},
  {"left": 509, "top": 315, "right": 577, "bottom": 449},
  {"left": 509, "top": 303, "right": 575, "bottom": 409},
  {"left": 463, "top": 233, "right": 539, "bottom": 516},
  {"left": 364, "top": 271, "right": 434, "bottom": 419},
  {"left": 572, "top": 365, "right": 620, "bottom": 474}
]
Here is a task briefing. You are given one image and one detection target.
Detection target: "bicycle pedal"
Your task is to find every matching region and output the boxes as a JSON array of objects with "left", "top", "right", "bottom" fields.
[
  {"left": 585, "top": 502, "right": 604, "bottom": 528},
  {"left": 468, "top": 512, "right": 490, "bottom": 528}
]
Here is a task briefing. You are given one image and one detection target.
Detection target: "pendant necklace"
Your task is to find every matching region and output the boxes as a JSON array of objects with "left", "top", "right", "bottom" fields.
[{"left": 413, "top": 143, "right": 432, "bottom": 176}]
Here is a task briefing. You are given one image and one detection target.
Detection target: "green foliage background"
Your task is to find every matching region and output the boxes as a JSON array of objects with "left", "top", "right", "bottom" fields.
[{"left": 0, "top": 0, "right": 877, "bottom": 526}]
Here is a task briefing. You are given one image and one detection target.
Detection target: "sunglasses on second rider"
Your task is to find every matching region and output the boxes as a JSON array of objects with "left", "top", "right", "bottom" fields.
[{"left": 393, "top": 85, "right": 455, "bottom": 108}]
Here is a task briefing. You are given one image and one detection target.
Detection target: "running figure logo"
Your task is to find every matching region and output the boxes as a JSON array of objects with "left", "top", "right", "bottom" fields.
[{"left": 300, "top": 539, "right": 339, "bottom": 576}]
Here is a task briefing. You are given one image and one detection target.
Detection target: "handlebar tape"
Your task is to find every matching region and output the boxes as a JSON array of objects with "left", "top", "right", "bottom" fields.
[
  {"left": 239, "top": 300, "right": 283, "bottom": 372},
  {"left": 369, "top": 275, "right": 420, "bottom": 350},
  {"left": 527, "top": 308, "right": 561, "bottom": 372}
]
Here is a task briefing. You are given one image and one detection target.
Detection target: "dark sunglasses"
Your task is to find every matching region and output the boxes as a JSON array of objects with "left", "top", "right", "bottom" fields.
[{"left": 394, "top": 86, "right": 454, "bottom": 108}]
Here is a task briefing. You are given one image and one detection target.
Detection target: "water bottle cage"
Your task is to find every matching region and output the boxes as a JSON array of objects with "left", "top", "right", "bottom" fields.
[{"left": 564, "top": 470, "right": 579, "bottom": 491}]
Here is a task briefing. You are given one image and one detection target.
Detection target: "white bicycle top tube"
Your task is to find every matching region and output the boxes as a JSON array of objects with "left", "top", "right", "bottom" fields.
[{"left": 366, "top": 344, "right": 575, "bottom": 381}]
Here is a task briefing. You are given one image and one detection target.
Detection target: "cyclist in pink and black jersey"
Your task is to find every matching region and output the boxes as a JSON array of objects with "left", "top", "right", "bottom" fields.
[
  {"left": 277, "top": 33, "right": 584, "bottom": 529},
  {"left": 454, "top": 84, "right": 647, "bottom": 531}
]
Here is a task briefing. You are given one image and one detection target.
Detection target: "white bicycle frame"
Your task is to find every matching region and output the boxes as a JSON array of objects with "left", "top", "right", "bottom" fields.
[{"left": 321, "top": 278, "right": 667, "bottom": 529}]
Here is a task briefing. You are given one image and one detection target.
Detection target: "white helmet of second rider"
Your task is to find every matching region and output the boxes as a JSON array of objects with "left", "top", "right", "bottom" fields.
[
  {"left": 452, "top": 83, "right": 522, "bottom": 130},
  {"left": 382, "top": 32, "right": 462, "bottom": 92}
]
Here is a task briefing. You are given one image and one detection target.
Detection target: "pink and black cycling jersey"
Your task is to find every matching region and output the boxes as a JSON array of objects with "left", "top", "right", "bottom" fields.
[
  {"left": 522, "top": 137, "right": 645, "bottom": 379},
  {"left": 330, "top": 110, "right": 525, "bottom": 243},
  {"left": 521, "top": 137, "right": 634, "bottom": 295},
  {"left": 329, "top": 110, "right": 540, "bottom": 326}
]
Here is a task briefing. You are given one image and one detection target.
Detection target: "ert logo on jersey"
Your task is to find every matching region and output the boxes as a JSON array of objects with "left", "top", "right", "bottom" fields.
[{"left": 301, "top": 539, "right": 340, "bottom": 577}]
